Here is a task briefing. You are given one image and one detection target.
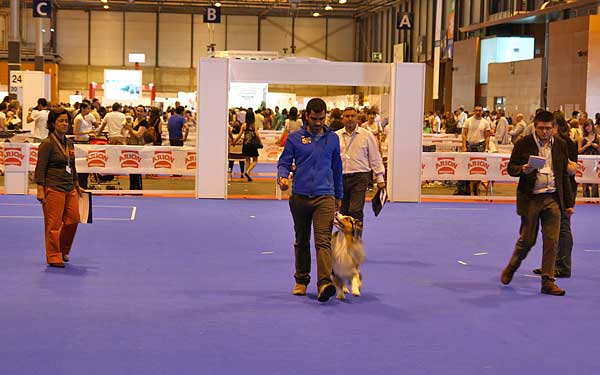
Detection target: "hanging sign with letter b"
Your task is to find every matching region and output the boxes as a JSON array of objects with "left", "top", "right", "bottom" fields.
[{"left": 204, "top": 6, "right": 221, "bottom": 23}]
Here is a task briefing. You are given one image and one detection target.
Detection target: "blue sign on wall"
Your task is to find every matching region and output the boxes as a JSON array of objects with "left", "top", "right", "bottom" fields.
[{"left": 33, "top": 0, "right": 51, "bottom": 18}]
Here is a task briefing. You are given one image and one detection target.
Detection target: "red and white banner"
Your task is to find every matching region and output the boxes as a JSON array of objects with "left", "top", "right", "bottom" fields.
[
  {"left": 0, "top": 143, "right": 196, "bottom": 176},
  {"left": 76, "top": 145, "right": 196, "bottom": 175},
  {"left": 421, "top": 152, "right": 600, "bottom": 183},
  {"left": 4, "top": 143, "right": 600, "bottom": 183}
]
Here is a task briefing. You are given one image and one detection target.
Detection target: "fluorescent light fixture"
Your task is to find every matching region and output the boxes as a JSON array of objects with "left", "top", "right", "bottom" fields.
[
  {"left": 101, "top": 0, "right": 108, "bottom": 3},
  {"left": 325, "top": 4, "right": 333, "bottom": 10}
]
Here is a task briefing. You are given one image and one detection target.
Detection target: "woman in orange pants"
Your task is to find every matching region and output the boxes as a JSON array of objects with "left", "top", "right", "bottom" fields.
[{"left": 34, "top": 108, "right": 84, "bottom": 267}]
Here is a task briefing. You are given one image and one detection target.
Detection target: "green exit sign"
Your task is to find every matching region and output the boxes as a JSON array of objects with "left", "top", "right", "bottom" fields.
[{"left": 371, "top": 52, "right": 382, "bottom": 62}]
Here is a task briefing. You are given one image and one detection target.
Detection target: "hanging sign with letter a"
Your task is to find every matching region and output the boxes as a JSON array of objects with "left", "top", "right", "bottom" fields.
[
  {"left": 204, "top": 6, "right": 221, "bottom": 23},
  {"left": 397, "top": 12, "right": 413, "bottom": 30}
]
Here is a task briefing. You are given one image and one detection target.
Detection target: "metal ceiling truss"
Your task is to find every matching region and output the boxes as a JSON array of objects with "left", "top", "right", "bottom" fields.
[{"left": 2, "top": 0, "right": 399, "bottom": 18}]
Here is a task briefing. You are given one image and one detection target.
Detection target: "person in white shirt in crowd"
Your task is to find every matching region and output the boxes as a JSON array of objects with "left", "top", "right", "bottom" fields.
[
  {"left": 73, "top": 102, "right": 94, "bottom": 143},
  {"left": 495, "top": 109, "right": 511, "bottom": 145},
  {"left": 509, "top": 113, "right": 526, "bottom": 144},
  {"left": 456, "top": 106, "right": 468, "bottom": 133},
  {"left": 432, "top": 112, "right": 442, "bottom": 134},
  {"left": 459, "top": 105, "right": 491, "bottom": 195},
  {"left": 362, "top": 108, "right": 384, "bottom": 150},
  {"left": 336, "top": 107, "right": 385, "bottom": 229},
  {"left": 27, "top": 98, "right": 50, "bottom": 142},
  {"left": 235, "top": 107, "right": 247, "bottom": 125},
  {"left": 96, "top": 102, "right": 126, "bottom": 145},
  {"left": 73, "top": 102, "right": 95, "bottom": 189}
]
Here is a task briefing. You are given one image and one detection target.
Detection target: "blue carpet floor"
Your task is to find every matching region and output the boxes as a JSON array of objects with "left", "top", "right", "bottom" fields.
[{"left": 1, "top": 195, "right": 599, "bottom": 375}]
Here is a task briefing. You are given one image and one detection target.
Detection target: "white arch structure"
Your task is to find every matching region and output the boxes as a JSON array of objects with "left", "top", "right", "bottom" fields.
[{"left": 196, "top": 58, "right": 424, "bottom": 202}]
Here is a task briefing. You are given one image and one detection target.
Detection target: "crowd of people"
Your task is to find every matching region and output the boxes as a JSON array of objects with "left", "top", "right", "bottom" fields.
[
  {"left": 227, "top": 105, "right": 388, "bottom": 182},
  {"left": 423, "top": 105, "right": 600, "bottom": 197},
  {"left": 1, "top": 95, "right": 197, "bottom": 190}
]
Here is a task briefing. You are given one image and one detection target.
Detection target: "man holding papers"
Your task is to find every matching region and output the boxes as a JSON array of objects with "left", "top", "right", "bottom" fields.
[
  {"left": 336, "top": 107, "right": 386, "bottom": 232},
  {"left": 501, "top": 110, "right": 576, "bottom": 296}
]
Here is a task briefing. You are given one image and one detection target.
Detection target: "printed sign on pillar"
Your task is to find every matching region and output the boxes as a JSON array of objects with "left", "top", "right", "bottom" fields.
[
  {"left": 204, "top": 6, "right": 221, "bottom": 23},
  {"left": 33, "top": 0, "right": 51, "bottom": 18}
]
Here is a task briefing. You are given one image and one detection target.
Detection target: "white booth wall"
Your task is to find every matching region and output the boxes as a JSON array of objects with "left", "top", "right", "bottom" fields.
[{"left": 197, "top": 58, "right": 424, "bottom": 202}]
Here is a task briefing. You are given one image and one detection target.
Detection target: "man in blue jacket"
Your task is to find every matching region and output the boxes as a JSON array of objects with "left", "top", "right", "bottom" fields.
[{"left": 277, "top": 98, "right": 343, "bottom": 302}]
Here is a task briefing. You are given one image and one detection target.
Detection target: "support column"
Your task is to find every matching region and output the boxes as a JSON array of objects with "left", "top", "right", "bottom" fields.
[
  {"left": 8, "top": 0, "right": 21, "bottom": 96},
  {"left": 35, "top": 18, "right": 44, "bottom": 71}
]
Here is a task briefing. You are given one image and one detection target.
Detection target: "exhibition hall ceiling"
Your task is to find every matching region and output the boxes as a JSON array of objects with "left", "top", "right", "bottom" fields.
[{"left": 51, "top": 0, "right": 393, "bottom": 17}]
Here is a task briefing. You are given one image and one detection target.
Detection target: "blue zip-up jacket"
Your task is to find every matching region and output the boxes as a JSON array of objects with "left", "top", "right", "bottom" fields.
[{"left": 277, "top": 126, "right": 343, "bottom": 199}]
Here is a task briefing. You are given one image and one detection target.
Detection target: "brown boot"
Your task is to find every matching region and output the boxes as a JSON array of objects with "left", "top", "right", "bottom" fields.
[
  {"left": 292, "top": 284, "right": 307, "bottom": 296},
  {"left": 541, "top": 276, "right": 566, "bottom": 296},
  {"left": 501, "top": 256, "right": 521, "bottom": 285}
]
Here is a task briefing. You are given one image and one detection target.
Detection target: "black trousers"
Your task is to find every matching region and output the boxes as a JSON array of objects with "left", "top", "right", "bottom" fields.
[
  {"left": 289, "top": 194, "right": 335, "bottom": 288},
  {"left": 556, "top": 210, "right": 573, "bottom": 275},
  {"left": 340, "top": 172, "right": 371, "bottom": 222},
  {"left": 170, "top": 139, "right": 184, "bottom": 146}
]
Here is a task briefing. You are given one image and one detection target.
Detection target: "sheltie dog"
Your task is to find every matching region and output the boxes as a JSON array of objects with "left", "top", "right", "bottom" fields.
[{"left": 332, "top": 213, "right": 366, "bottom": 300}]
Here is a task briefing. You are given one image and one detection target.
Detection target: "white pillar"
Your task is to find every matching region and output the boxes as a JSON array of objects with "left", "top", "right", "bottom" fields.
[
  {"left": 196, "top": 58, "right": 229, "bottom": 199},
  {"left": 388, "top": 63, "right": 425, "bottom": 202}
]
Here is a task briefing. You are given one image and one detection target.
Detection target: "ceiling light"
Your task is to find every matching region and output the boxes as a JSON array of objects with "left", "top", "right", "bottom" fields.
[
  {"left": 41, "top": 28, "right": 46, "bottom": 33},
  {"left": 215, "top": 1, "right": 221, "bottom": 6},
  {"left": 312, "top": 11, "right": 321, "bottom": 17},
  {"left": 50, "top": 28, "right": 55, "bottom": 32},
  {"left": 339, "top": 0, "right": 347, "bottom": 4},
  {"left": 325, "top": 4, "right": 333, "bottom": 10},
  {"left": 103, "top": 4, "right": 109, "bottom": 9},
  {"left": 101, "top": 0, "right": 107, "bottom": 2}
]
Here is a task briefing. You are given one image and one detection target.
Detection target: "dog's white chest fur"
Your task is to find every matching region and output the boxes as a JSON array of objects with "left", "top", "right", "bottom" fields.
[{"left": 331, "top": 231, "right": 365, "bottom": 280}]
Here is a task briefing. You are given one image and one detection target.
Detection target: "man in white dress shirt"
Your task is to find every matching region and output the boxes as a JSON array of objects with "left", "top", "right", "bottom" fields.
[
  {"left": 27, "top": 98, "right": 49, "bottom": 142},
  {"left": 336, "top": 107, "right": 386, "bottom": 228}
]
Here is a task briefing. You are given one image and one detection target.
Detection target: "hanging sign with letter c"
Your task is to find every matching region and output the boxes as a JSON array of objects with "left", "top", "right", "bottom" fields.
[{"left": 33, "top": 0, "right": 51, "bottom": 18}]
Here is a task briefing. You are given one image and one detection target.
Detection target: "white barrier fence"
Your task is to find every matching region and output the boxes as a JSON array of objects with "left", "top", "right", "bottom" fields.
[
  {"left": 422, "top": 152, "right": 600, "bottom": 183},
  {"left": 3, "top": 143, "right": 600, "bottom": 187},
  {"left": 0, "top": 143, "right": 196, "bottom": 176}
]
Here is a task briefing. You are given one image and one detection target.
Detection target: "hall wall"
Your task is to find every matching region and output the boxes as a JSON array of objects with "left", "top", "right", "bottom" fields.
[{"left": 56, "top": 10, "right": 356, "bottom": 95}]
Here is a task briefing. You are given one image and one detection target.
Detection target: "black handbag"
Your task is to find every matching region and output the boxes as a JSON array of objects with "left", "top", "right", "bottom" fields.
[{"left": 246, "top": 129, "right": 263, "bottom": 149}]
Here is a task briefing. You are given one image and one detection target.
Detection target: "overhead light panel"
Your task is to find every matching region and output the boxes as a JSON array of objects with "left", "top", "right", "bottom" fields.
[
  {"left": 325, "top": 4, "right": 333, "bottom": 10},
  {"left": 312, "top": 11, "right": 321, "bottom": 17},
  {"left": 339, "top": 0, "right": 347, "bottom": 4},
  {"left": 103, "top": 4, "right": 109, "bottom": 9},
  {"left": 215, "top": 1, "right": 221, "bottom": 6},
  {"left": 101, "top": 0, "right": 108, "bottom": 2}
]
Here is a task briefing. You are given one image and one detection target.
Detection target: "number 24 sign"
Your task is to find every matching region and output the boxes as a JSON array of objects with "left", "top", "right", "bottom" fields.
[{"left": 10, "top": 71, "right": 23, "bottom": 88}]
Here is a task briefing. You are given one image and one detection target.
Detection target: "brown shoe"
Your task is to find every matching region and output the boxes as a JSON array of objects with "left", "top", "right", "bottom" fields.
[
  {"left": 292, "top": 284, "right": 307, "bottom": 296},
  {"left": 501, "top": 256, "right": 521, "bottom": 285},
  {"left": 541, "top": 276, "right": 566, "bottom": 296},
  {"left": 501, "top": 265, "right": 518, "bottom": 285},
  {"left": 317, "top": 283, "right": 336, "bottom": 302}
]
